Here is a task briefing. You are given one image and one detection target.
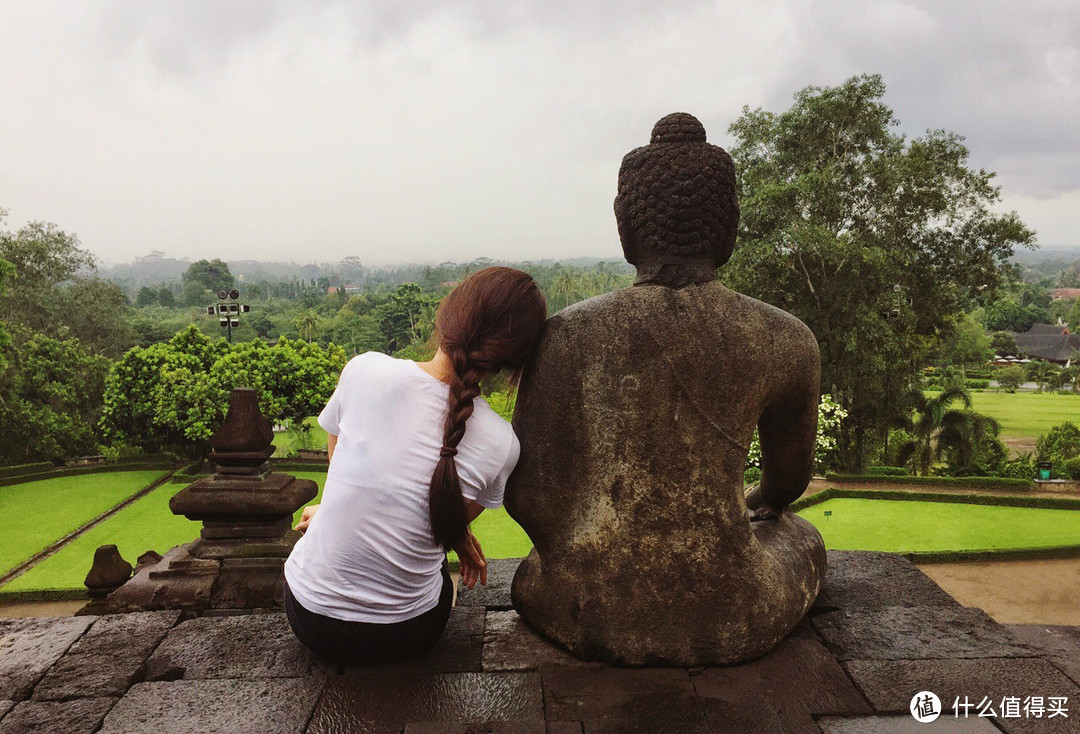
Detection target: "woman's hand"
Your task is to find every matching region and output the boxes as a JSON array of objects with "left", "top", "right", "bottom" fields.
[
  {"left": 294, "top": 504, "right": 320, "bottom": 533},
  {"left": 453, "top": 530, "right": 487, "bottom": 590}
]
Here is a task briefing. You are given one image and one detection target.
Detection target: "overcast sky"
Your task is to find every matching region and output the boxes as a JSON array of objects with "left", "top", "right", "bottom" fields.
[{"left": 1, "top": 1, "right": 1077, "bottom": 266}]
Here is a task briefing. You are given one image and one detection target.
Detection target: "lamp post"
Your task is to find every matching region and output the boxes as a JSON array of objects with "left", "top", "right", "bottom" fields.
[{"left": 206, "top": 289, "right": 249, "bottom": 343}]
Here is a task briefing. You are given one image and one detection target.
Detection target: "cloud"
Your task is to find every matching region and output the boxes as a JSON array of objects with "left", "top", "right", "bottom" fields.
[{"left": 0, "top": 0, "right": 1076, "bottom": 265}]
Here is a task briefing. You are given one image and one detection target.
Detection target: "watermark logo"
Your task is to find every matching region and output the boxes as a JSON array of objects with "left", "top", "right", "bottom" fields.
[{"left": 911, "top": 691, "right": 941, "bottom": 723}]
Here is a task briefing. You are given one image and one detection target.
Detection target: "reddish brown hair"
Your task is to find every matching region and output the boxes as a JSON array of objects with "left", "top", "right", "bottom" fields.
[{"left": 429, "top": 267, "right": 547, "bottom": 550}]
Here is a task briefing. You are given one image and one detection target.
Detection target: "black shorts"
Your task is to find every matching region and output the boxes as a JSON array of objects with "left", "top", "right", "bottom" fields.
[{"left": 282, "top": 563, "right": 454, "bottom": 665}]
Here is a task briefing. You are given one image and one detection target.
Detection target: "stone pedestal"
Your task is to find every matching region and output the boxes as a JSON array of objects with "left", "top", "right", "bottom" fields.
[{"left": 81, "top": 389, "right": 317, "bottom": 616}]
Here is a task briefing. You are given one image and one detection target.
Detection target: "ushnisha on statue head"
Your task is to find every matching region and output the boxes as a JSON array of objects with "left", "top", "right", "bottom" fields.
[{"left": 614, "top": 112, "right": 740, "bottom": 288}]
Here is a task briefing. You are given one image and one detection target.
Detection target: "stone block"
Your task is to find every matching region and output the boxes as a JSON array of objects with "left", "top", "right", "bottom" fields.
[
  {"left": 482, "top": 611, "right": 595, "bottom": 671},
  {"left": 812, "top": 551, "right": 961, "bottom": 613},
  {"left": 813, "top": 606, "right": 1038, "bottom": 661},
  {"left": 145, "top": 613, "right": 317, "bottom": 680},
  {"left": 0, "top": 701, "right": 13, "bottom": 719},
  {"left": 1007, "top": 625, "right": 1080, "bottom": 687},
  {"left": 99, "top": 678, "right": 322, "bottom": 734},
  {"left": 844, "top": 658, "right": 1080, "bottom": 734},
  {"left": 540, "top": 665, "right": 709, "bottom": 734},
  {"left": 692, "top": 635, "right": 871, "bottom": 732},
  {"left": 546, "top": 724, "right": 584, "bottom": 734},
  {"left": 33, "top": 610, "right": 181, "bottom": 700},
  {"left": 209, "top": 557, "right": 284, "bottom": 609},
  {"left": 455, "top": 558, "right": 520, "bottom": 610},
  {"left": 0, "top": 616, "right": 93, "bottom": 700},
  {"left": 0, "top": 698, "right": 115, "bottom": 734},
  {"left": 307, "top": 672, "right": 544, "bottom": 734},
  {"left": 817, "top": 714, "right": 1001, "bottom": 733},
  {"left": 403, "top": 724, "right": 545, "bottom": 734},
  {"left": 344, "top": 606, "right": 484, "bottom": 676}
]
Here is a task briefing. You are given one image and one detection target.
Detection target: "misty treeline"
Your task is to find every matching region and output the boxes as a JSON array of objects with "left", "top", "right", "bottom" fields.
[{"left": 3, "top": 74, "right": 1080, "bottom": 469}]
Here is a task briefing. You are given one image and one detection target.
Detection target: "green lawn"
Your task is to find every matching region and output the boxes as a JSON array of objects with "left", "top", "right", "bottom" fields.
[
  {"left": 932, "top": 390, "right": 1080, "bottom": 440},
  {"left": 272, "top": 419, "right": 329, "bottom": 457},
  {"left": 797, "top": 497, "right": 1080, "bottom": 553},
  {"left": 1, "top": 470, "right": 533, "bottom": 593},
  {"left": 0, "top": 470, "right": 168, "bottom": 578},
  {"left": 2, "top": 471, "right": 329, "bottom": 594}
]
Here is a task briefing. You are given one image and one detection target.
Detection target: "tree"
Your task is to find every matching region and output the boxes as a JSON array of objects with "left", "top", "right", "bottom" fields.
[
  {"left": 157, "top": 286, "right": 177, "bottom": 307},
  {"left": 100, "top": 325, "right": 346, "bottom": 456},
  {"left": 895, "top": 386, "right": 1001, "bottom": 476},
  {"left": 182, "top": 259, "right": 234, "bottom": 306},
  {"left": 985, "top": 299, "right": 1037, "bottom": 333},
  {"left": 0, "top": 218, "right": 134, "bottom": 356},
  {"left": 941, "top": 312, "right": 991, "bottom": 368},
  {"left": 990, "top": 331, "right": 1018, "bottom": 357},
  {"left": 1036, "top": 422, "right": 1080, "bottom": 475},
  {"left": 375, "top": 283, "right": 438, "bottom": 352},
  {"left": 135, "top": 286, "right": 159, "bottom": 307},
  {"left": 0, "top": 331, "right": 111, "bottom": 463},
  {"left": 1026, "top": 360, "right": 1058, "bottom": 392},
  {"left": 294, "top": 310, "right": 323, "bottom": 343},
  {"left": 724, "top": 74, "right": 1034, "bottom": 469},
  {"left": 995, "top": 365, "right": 1026, "bottom": 392}
]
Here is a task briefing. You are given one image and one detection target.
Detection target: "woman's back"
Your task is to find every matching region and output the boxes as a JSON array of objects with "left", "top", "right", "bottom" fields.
[{"left": 284, "top": 351, "right": 517, "bottom": 623}]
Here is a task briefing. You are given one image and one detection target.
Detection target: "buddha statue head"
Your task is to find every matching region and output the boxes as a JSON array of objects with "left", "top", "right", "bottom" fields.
[{"left": 614, "top": 112, "right": 739, "bottom": 287}]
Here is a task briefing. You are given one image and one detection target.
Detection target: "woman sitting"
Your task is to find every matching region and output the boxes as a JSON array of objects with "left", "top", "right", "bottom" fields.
[{"left": 282, "top": 267, "right": 547, "bottom": 664}]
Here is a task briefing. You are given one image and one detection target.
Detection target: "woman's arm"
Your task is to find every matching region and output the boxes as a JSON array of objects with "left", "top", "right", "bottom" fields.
[{"left": 327, "top": 433, "right": 337, "bottom": 463}]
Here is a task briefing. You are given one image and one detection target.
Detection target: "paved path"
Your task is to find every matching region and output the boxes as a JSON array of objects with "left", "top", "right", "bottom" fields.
[{"left": 1, "top": 552, "right": 1078, "bottom": 733}]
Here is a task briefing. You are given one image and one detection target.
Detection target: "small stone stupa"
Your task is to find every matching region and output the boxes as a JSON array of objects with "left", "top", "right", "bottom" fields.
[
  {"left": 504, "top": 113, "right": 827, "bottom": 666},
  {"left": 80, "top": 388, "right": 317, "bottom": 615}
]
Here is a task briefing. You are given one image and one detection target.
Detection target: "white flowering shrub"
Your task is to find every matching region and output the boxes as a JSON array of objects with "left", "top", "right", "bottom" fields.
[{"left": 744, "top": 394, "right": 847, "bottom": 481}]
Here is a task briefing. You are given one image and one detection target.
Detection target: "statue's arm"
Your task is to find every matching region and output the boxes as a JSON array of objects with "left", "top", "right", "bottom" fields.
[{"left": 752, "top": 330, "right": 821, "bottom": 513}]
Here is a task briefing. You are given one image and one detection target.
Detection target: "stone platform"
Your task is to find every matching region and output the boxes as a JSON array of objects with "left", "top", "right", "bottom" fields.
[{"left": 1, "top": 552, "right": 1078, "bottom": 733}]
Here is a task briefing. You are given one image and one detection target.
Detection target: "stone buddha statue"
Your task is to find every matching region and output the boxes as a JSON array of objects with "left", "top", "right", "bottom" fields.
[{"left": 503, "top": 112, "right": 827, "bottom": 666}]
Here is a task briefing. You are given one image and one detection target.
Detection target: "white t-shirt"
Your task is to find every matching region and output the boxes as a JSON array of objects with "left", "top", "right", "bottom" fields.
[{"left": 284, "top": 351, "right": 520, "bottom": 623}]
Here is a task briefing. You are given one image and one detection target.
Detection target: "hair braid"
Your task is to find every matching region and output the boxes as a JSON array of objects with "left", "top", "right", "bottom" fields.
[
  {"left": 428, "top": 345, "right": 484, "bottom": 550},
  {"left": 426, "top": 267, "right": 549, "bottom": 550}
]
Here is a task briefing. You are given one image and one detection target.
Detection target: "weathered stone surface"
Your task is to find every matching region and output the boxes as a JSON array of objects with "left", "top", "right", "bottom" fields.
[
  {"left": 813, "top": 606, "right": 1038, "bottom": 661},
  {"left": 812, "top": 551, "right": 961, "bottom": 613},
  {"left": 343, "top": 606, "right": 485, "bottom": 675},
  {"left": 456, "top": 558, "right": 520, "bottom": 610},
  {"left": 308, "top": 672, "right": 544, "bottom": 734},
  {"left": 504, "top": 115, "right": 827, "bottom": 667},
  {"left": 85, "top": 545, "right": 220, "bottom": 615},
  {"left": 540, "top": 665, "right": 709, "bottom": 733},
  {"left": 402, "top": 724, "right": 545, "bottom": 734},
  {"left": 209, "top": 556, "right": 284, "bottom": 609},
  {"left": 817, "top": 715, "right": 1001, "bottom": 733},
  {"left": 145, "top": 613, "right": 317, "bottom": 680},
  {"left": 546, "top": 724, "right": 584, "bottom": 734},
  {"left": 0, "top": 700, "right": 13, "bottom": 719},
  {"left": 1007, "top": 624, "right": 1080, "bottom": 686},
  {"left": 692, "top": 635, "right": 871, "bottom": 732},
  {"left": 844, "top": 658, "right": 1080, "bottom": 734},
  {"left": 483, "top": 612, "right": 595, "bottom": 672},
  {"left": 0, "top": 697, "right": 115, "bottom": 734},
  {"left": 33, "top": 610, "right": 180, "bottom": 700},
  {"left": 0, "top": 616, "right": 92, "bottom": 700},
  {"left": 99, "top": 678, "right": 322, "bottom": 734}
]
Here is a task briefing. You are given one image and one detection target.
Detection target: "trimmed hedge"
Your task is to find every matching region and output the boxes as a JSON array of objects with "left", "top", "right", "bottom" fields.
[
  {"left": 793, "top": 486, "right": 1080, "bottom": 511},
  {"left": 169, "top": 458, "right": 329, "bottom": 484},
  {"left": 0, "top": 460, "right": 175, "bottom": 487},
  {"left": 864, "top": 465, "right": 910, "bottom": 477},
  {"left": 824, "top": 473, "right": 1033, "bottom": 491},
  {"left": 0, "top": 462, "right": 54, "bottom": 479}
]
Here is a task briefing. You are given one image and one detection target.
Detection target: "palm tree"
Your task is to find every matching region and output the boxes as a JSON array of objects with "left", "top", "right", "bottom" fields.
[
  {"left": 293, "top": 310, "right": 322, "bottom": 343},
  {"left": 896, "top": 385, "right": 999, "bottom": 476}
]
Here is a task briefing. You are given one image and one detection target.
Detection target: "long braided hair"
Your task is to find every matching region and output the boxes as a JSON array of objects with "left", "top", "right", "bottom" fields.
[{"left": 428, "top": 267, "right": 547, "bottom": 551}]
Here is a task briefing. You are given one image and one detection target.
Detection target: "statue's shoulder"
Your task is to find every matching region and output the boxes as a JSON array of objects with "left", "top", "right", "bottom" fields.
[
  {"left": 546, "top": 289, "right": 635, "bottom": 330},
  {"left": 724, "top": 286, "right": 818, "bottom": 351}
]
